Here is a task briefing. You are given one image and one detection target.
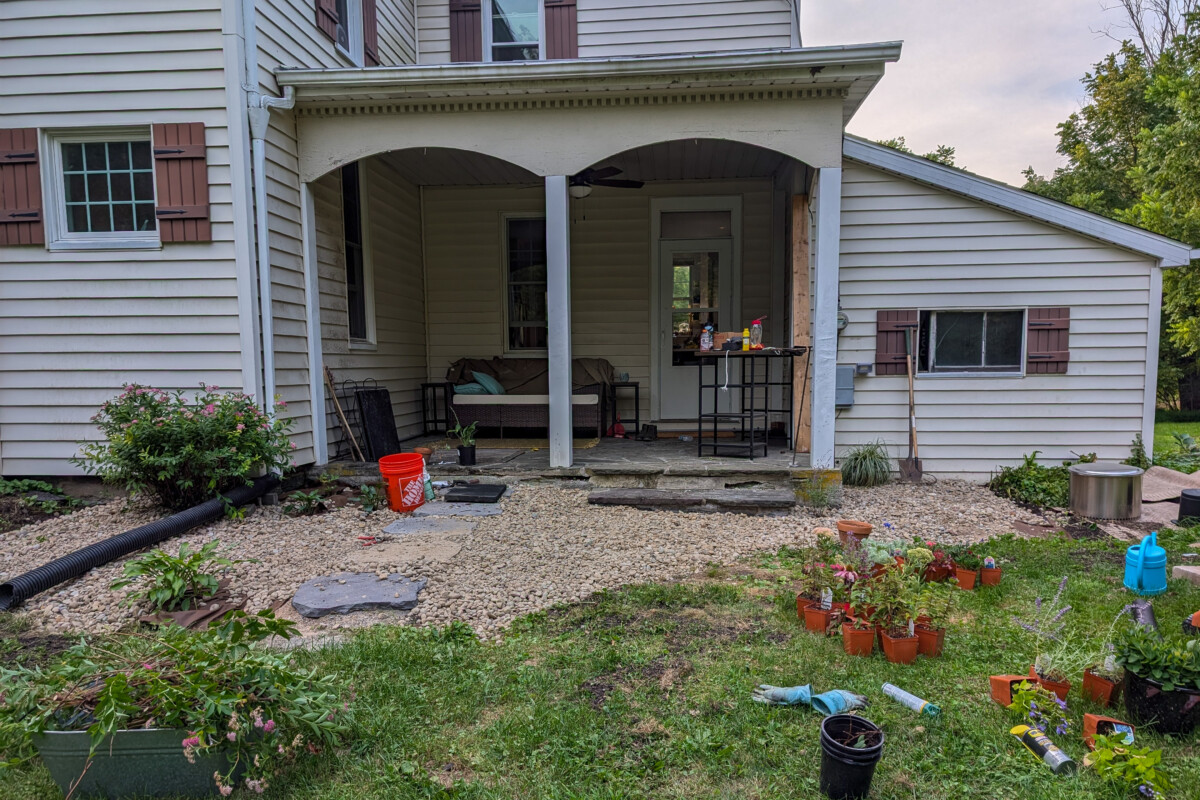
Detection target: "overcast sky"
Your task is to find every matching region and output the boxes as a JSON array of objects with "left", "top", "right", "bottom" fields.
[{"left": 804, "top": 0, "right": 1130, "bottom": 185}]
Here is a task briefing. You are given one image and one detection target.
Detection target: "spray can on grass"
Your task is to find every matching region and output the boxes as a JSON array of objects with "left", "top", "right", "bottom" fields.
[
  {"left": 1010, "top": 725, "right": 1076, "bottom": 775},
  {"left": 881, "top": 683, "right": 940, "bottom": 717}
]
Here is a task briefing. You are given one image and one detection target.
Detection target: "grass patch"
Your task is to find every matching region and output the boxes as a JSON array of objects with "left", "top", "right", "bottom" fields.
[
  {"left": 5, "top": 536, "right": 1200, "bottom": 799},
  {"left": 1154, "top": 421, "right": 1200, "bottom": 473}
]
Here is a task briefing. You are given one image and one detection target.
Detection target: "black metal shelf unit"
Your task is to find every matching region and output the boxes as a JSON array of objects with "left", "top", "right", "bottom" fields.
[{"left": 695, "top": 348, "right": 811, "bottom": 460}]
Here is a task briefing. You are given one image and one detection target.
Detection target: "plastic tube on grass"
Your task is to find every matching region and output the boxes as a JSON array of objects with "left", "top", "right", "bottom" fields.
[
  {"left": 881, "top": 683, "right": 940, "bottom": 717},
  {"left": 1010, "top": 725, "right": 1076, "bottom": 775}
]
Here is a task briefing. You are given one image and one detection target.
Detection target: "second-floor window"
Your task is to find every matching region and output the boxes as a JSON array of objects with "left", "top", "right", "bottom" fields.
[{"left": 488, "top": 0, "right": 541, "bottom": 61}]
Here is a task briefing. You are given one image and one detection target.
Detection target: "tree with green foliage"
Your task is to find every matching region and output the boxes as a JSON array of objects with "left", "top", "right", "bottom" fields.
[{"left": 876, "top": 136, "right": 958, "bottom": 167}]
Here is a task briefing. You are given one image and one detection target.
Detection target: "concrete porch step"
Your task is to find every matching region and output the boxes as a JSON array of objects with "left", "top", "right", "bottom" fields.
[{"left": 587, "top": 488, "right": 795, "bottom": 515}]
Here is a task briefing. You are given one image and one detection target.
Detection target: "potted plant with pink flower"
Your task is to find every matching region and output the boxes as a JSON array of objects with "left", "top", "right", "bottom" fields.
[{"left": 0, "top": 611, "right": 352, "bottom": 798}]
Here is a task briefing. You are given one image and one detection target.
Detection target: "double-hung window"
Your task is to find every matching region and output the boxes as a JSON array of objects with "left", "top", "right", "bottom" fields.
[
  {"left": 917, "top": 310, "right": 1024, "bottom": 374},
  {"left": 486, "top": 0, "right": 542, "bottom": 61},
  {"left": 504, "top": 216, "right": 548, "bottom": 350},
  {"left": 334, "top": 0, "right": 365, "bottom": 64}
]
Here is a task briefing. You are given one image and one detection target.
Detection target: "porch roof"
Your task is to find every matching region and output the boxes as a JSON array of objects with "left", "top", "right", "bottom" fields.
[{"left": 275, "top": 43, "right": 902, "bottom": 124}]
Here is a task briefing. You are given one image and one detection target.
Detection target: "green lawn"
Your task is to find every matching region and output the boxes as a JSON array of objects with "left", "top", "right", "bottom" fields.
[
  {"left": 5, "top": 531, "right": 1200, "bottom": 800},
  {"left": 1155, "top": 420, "right": 1200, "bottom": 462}
]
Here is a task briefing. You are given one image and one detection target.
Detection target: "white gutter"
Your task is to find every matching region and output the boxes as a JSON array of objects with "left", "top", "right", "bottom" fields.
[{"left": 248, "top": 86, "right": 296, "bottom": 412}]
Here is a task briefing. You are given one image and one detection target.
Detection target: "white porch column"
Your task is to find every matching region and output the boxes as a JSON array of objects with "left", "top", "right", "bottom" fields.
[
  {"left": 545, "top": 175, "right": 573, "bottom": 468},
  {"left": 300, "top": 181, "right": 328, "bottom": 466},
  {"left": 810, "top": 167, "right": 842, "bottom": 470}
]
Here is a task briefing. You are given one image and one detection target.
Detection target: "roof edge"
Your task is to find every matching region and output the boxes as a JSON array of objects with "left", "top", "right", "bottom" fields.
[{"left": 843, "top": 135, "right": 1194, "bottom": 267}]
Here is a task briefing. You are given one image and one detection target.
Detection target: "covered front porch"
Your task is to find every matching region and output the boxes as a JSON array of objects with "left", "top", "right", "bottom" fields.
[{"left": 277, "top": 46, "right": 900, "bottom": 471}]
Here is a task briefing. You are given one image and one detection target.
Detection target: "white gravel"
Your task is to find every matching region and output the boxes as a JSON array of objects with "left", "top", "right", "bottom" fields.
[{"left": 1, "top": 481, "right": 1041, "bottom": 640}]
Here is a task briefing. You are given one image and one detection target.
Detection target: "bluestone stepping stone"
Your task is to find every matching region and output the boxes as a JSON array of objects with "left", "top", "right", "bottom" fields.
[
  {"left": 382, "top": 517, "right": 477, "bottom": 536},
  {"left": 412, "top": 502, "right": 503, "bottom": 517},
  {"left": 292, "top": 572, "right": 426, "bottom": 618}
]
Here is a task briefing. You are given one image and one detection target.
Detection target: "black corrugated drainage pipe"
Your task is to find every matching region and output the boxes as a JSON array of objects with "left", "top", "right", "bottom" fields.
[{"left": 0, "top": 475, "right": 279, "bottom": 611}]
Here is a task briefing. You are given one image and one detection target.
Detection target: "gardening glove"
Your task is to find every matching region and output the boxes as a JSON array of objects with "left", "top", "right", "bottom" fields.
[
  {"left": 810, "top": 689, "right": 869, "bottom": 716},
  {"left": 751, "top": 684, "right": 813, "bottom": 706}
]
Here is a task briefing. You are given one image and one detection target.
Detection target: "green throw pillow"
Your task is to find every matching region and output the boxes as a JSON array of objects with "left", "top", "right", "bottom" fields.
[
  {"left": 472, "top": 371, "right": 506, "bottom": 395},
  {"left": 454, "top": 382, "right": 488, "bottom": 395}
]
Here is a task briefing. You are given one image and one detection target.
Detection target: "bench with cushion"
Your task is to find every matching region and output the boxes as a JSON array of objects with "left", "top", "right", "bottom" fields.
[{"left": 444, "top": 357, "right": 614, "bottom": 437}]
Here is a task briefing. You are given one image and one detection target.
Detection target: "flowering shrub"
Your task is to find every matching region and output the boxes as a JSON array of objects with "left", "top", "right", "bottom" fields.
[
  {"left": 1007, "top": 681, "right": 1072, "bottom": 737},
  {"left": 0, "top": 611, "right": 351, "bottom": 795},
  {"left": 75, "top": 384, "right": 295, "bottom": 510}
]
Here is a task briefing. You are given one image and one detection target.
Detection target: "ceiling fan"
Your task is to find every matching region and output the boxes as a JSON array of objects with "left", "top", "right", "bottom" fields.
[{"left": 569, "top": 166, "right": 643, "bottom": 198}]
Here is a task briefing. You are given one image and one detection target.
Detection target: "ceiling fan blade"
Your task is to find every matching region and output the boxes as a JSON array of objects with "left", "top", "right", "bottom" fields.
[
  {"left": 584, "top": 165, "right": 623, "bottom": 181},
  {"left": 591, "top": 178, "right": 644, "bottom": 189}
]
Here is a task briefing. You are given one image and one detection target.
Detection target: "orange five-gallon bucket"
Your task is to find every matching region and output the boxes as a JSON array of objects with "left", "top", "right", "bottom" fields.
[{"left": 379, "top": 453, "right": 426, "bottom": 512}]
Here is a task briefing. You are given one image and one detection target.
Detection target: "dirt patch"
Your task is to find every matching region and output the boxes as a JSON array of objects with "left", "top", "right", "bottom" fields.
[
  {"left": 580, "top": 655, "right": 694, "bottom": 709},
  {"left": 425, "top": 760, "right": 479, "bottom": 789},
  {"left": 0, "top": 496, "right": 59, "bottom": 535},
  {"left": 4, "top": 632, "right": 77, "bottom": 667}
]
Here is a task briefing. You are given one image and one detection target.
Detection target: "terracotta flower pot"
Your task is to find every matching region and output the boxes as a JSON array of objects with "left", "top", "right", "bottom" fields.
[
  {"left": 796, "top": 595, "right": 814, "bottom": 618},
  {"left": 915, "top": 625, "right": 945, "bottom": 657},
  {"left": 413, "top": 445, "right": 434, "bottom": 458},
  {"left": 803, "top": 605, "right": 835, "bottom": 634},
  {"left": 1082, "top": 669, "right": 1123, "bottom": 708},
  {"left": 980, "top": 567, "right": 1002, "bottom": 586},
  {"left": 1083, "top": 713, "right": 1135, "bottom": 750},
  {"left": 881, "top": 632, "right": 919, "bottom": 665},
  {"left": 954, "top": 566, "right": 978, "bottom": 590},
  {"left": 1030, "top": 666, "right": 1071, "bottom": 701},
  {"left": 836, "top": 519, "right": 872, "bottom": 548},
  {"left": 842, "top": 622, "right": 875, "bottom": 656},
  {"left": 923, "top": 564, "right": 951, "bottom": 583},
  {"left": 990, "top": 674, "right": 1037, "bottom": 707}
]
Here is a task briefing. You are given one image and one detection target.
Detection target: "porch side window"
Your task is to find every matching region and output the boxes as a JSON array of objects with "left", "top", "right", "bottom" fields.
[
  {"left": 341, "top": 163, "right": 370, "bottom": 342},
  {"left": 505, "top": 216, "right": 547, "bottom": 350},
  {"left": 489, "top": 0, "right": 540, "bottom": 61},
  {"left": 918, "top": 310, "right": 1024, "bottom": 373}
]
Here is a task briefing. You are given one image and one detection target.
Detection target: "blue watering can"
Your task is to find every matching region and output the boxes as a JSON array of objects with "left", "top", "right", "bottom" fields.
[{"left": 1124, "top": 531, "right": 1168, "bottom": 596}]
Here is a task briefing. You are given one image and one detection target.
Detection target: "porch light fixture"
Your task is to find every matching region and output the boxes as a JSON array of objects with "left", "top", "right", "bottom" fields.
[{"left": 568, "top": 184, "right": 592, "bottom": 199}]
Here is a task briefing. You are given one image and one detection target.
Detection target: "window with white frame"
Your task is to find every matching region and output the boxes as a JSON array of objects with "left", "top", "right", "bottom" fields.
[
  {"left": 341, "top": 163, "right": 374, "bottom": 344},
  {"left": 486, "top": 0, "right": 542, "bottom": 61},
  {"left": 335, "top": 0, "right": 364, "bottom": 64},
  {"left": 44, "top": 128, "right": 158, "bottom": 249},
  {"left": 917, "top": 310, "right": 1025, "bottom": 374},
  {"left": 505, "top": 216, "right": 547, "bottom": 350}
]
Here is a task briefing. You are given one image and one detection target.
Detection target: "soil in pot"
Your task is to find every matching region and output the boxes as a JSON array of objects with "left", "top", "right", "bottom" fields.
[
  {"left": 819, "top": 714, "right": 884, "bottom": 800},
  {"left": 980, "top": 567, "right": 1002, "bottom": 586},
  {"left": 804, "top": 605, "right": 835, "bottom": 634},
  {"left": 954, "top": 567, "right": 978, "bottom": 590},
  {"left": 1082, "top": 669, "right": 1122, "bottom": 708},
  {"left": 458, "top": 444, "right": 477, "bottom": 466},
  {"left": 842, "top": 622, "right": 875, "bottom": 657},
  {"left": 1124, "top": 671, "right": 1200, "bottom": 735},
  {"left": 1031, "top": 667, "right": 1071, "bottom": 701},
  {"left": 34, "top": 728, "right": 239, "bottom": 799},
  {"left": 881, "top": 632, "right": 919, "bottom": 665},
  {"left": 915, "top": 626, "right": 944, "bottom": 658}
]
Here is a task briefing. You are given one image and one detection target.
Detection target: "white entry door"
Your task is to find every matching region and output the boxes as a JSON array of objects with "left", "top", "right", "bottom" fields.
[{"left": 657, "top": 239, "right": 734, "bottom": 420}]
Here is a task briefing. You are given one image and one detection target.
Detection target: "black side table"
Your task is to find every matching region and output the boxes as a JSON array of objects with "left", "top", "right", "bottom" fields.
[
  {"left": 421, "top": 382, "right": 453, "bottom": 434},
  {"left": 610, "top": 381, "right": 640, "bottom": 435}
]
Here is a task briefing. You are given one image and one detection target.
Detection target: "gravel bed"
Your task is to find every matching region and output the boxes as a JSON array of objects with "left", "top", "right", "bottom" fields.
[{"left": 1, "top": 480, "right": 1040, "bottom": 640}]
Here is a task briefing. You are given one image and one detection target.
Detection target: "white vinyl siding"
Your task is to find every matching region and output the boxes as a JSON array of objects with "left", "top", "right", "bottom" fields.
[
  {"left": 417, "top": 0, "right": 793, "bottom": 64},
  {"left": 422, "top": 179, "right": 774, "bottom": 425},
  {"left": 0, "top": 0, "right": 240, "bottom": 476},
  {"left": 314, "top": 158, "right": 428, "bottom": 451},
  {"left": 835, "top": 163, "right": 1158, "bottom": 480},
  {"left": 379, "top": 0, "right": 419, "bottom": 64}
]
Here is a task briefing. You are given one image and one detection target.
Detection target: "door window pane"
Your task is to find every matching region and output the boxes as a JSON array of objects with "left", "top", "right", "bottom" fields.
[
  {"left": 507, "top": 217, "right": 547, "bottom": 350},
  {"left": 660, "top": 211, "right": 732, "bottom": 239},
  {"left": 669, "top": 251, "right": 719, "bottom": 365},
  {"left": 61, "top": 139, "right": 155, "bottom": 234},
  {"left": 341, "top": 163, "right": 369, "bottom": 341}
]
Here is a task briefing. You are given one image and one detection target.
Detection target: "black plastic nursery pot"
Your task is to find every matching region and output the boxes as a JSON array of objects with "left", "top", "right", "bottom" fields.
[
  {"left": 34, "top": 728, "right": 239, "bottom": 798},
  {"left": 819, "top": 714, "right": 884, "bottom": 800},
  {"left": 458, "top": 445, "right": 477, "bottom": 466},
  {"left": 1124, "top": 672, "right": 1200, "bottom": 735}
]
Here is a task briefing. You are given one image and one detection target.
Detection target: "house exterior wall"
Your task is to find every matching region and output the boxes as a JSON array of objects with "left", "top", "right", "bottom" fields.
[
  {"left": 421, "top": 180, "right": 775, "bottom": 425},
  {"left": 0, "top": 0, "right": 243, "bottom": 475},
  {"left": 835, "top": 162, "right": 1158, "bottom": 479},
  {"left": 312, "top": 158, "right": 428, "bottom": 454},
  {"left": 416, "top": 0, "right": 794, "bottom": 64}
]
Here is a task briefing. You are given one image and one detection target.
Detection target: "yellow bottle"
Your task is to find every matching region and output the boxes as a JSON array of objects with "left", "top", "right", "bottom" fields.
[{"left": 742, "top": 328, "right": 750, "bottom": 351}]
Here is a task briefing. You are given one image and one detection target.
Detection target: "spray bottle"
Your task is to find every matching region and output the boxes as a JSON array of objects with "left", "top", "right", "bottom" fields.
[
  {"left": 1010, "top": 725, "right": 1076, "bottom": 775},
  {"left": 749, "top": 319, "right": 763, "bottom": 349}
]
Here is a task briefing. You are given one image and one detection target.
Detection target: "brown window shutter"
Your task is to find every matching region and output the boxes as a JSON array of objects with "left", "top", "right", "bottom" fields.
[
  {"left": 1026, "top": 307, "right": 1069, "bottom": 374},
  {"left": 316, "top": 0, "right": 339, "bottom": 42},
  {"left": 0, "top": 128, "right": 44, "bottom": 246},
  {"left": 875, "top": 309, "right": 918, "bottom": 376},
  {"left": 449, "top": 0, "right": 483, "bottom": 62},
  {"left": 544, "top": 0, "right": 578, "bottom": 59},
  {"left": 153, "top": 123, "right": 211, "bottom": 243},
  {"left": 363, "top": 0, "right": 379, "bottom": 65}
]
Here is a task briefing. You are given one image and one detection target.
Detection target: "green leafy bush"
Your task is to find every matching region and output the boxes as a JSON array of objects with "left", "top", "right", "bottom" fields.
[
  {"left": 75, "top": 384, "right": 295, "bottom": 510},
  {"left": 282, "top": 490, "right": 327, "bottom": 516},
  {"left": 0, "top": 611, "right": 351, "bottom": 794},
  {"left": 111, "top": 540, "right": 240, "bottom": 612},
  {"left": 841, "top": 440, "right": 892, "bottom": 487},
  {"left": 0, "top": 478, "right": 77, "bottom": 516},
  {"left": 1083, "top": 733, "right": 1170, "bottom": 799},
  {"left": 986, "top": 451, "right": 1091, "bottom": 508},
  {"left": 1113, "top": 625, "right": 1200, "bottom": 692}
]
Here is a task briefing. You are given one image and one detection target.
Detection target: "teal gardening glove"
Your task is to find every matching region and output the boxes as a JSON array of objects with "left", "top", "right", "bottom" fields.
[{"left": 751, "top": 684, "right": 868, "bottom": 715}]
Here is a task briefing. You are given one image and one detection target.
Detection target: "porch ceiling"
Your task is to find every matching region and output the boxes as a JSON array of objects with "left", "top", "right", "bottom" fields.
[{"left": 275, "top": 44, "right": 902, "bottom": 125}]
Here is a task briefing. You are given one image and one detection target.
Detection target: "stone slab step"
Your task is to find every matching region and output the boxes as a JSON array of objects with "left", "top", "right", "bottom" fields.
[{"left": 587, "top": 488, "right": 795, "bottom": 515}]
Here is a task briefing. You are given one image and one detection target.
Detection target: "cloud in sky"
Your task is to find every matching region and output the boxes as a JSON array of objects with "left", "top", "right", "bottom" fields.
[{"left": 804, "top": 0, "right": 1129, "bottom": 185}]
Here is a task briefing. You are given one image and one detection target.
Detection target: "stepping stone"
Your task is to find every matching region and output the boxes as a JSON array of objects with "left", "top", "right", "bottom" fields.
[
  {"left": 382, "top": 517, "right": 477, "bottom": 536},
  {"left": 412, "top": 502, "right": 503, "bottom": 517},
  {"left": 587, "top": 488, "right": 795, "bottom": 515},
  {"left": 292, "top": 572, "right": 426, "bottom": 618},
  {"left": 1173, "top": 565, "right": 1200, "bottom": 586}
]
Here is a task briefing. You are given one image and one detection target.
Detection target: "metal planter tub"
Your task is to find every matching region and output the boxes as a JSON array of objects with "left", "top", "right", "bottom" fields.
[
  {"left": 1068, "top": 462, "right": 1143, "bottom": 520},
  {"left": 33, "top": 728, "right": 237, "bottom": 799}
]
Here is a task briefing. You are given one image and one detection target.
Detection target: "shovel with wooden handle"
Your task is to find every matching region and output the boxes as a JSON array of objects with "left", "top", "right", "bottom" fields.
[{"left": 899, "top": 327, "right": 923, "bottom": 482}]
